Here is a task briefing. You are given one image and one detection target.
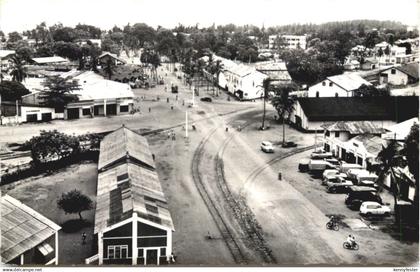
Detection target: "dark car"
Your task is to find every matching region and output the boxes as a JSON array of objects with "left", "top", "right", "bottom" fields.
[
  {"left": 282, "top": 141, "right": 297, "bottom": 148},
  {"left": 298, "top": 159, "right": 310, "bottom": 172},
  {"left": 171, "top": 85, "right": 178, "bottom": 93},
  {"left": 345, "top": 186, "right": 382, "bottom": 209},
  {"left": 200, "top": 97, "right": 212, "bottom": 102}
]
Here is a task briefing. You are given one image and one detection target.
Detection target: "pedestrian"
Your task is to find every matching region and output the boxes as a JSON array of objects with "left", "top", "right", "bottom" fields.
[
  {"left": 82, "top": 232, "right": 87, "bottom": 244},
  {"left": 167, "top": 97, "right": 169, "bottom": 103},
  {"left": 176, "top": 95, "right": 178, "bottom": 101},
  {"left": 226, "top": 127, "right": 229, "bottom": 132},
  {"left": 171, "top": 106, "right": 174, "bottom": 110},
  {"left": 152, "top": 154, "right": 155, "bottom": 161},
  {"left": 149, "top": 107, "right": 151, "bottom": 113},
  {"left": 167, "top": 131, "right": 171, "bottom": 139},
  {"left": 182, "top": 100, "right": 185, "bottom": 106},
  {"left": 170, "top": 253, "right": 176, "bottom": 263}
]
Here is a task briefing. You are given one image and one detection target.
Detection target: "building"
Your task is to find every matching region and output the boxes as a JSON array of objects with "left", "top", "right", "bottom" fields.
[
  {"left": 360, "top": 58, "right": 379, "bottom": 70},
  {"left": 1, "top": 195, "right": 61, "bottom": 265},
  {"left": 1, "top": 100, "right": 61, "bottom": 125},
  {"left": 268, "top": 34, "right": 307, "bottom": 49},
  {"left": 31, "top": 56, "right": 70, "bottom": 66},
  {"left": 307, "top": 74, "right": 372, "bottom": 98},
  {"left": 290, "top": 96, "right": 419, "bottom": 132},
  {"left": 379, "top": 63, "right": 419, "bottom": 86},
  {"left": 98, "top": 52, "right": 126, "bottom": 66},
  {"left": 224, "top": 64, "right": 268, "bottom": 100},
  {"left": 343, "top": 59, "right": 360, "bottom": 71},
  {"left": 382, "top": 117, "right": 419, "bottom": 141},
  {"left": 323, "top": 121, "right": 386, "bottom": 158},
  {"left": 87, "top": 126, "right": 175, "bottom": 265},
  {"left": 253, "top": 61, "right": 292, "bottom": 85}
]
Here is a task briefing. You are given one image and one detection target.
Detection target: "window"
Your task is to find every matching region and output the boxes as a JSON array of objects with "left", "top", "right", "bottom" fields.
[
  {"left": 391, "top": 68, "right": 396, "bottom": 74},
  {"left": 316, "top": 91, "right": 319, "bottom": 97},
  {"left": 108, "top": 245, "right": 128, "bottom": 259},
  {"left": 322, "top": 82, "right": 326, "bottom": 86},
  {"left": 120, "top": 105, "right": 129, "bottom": 112},
  {"left": 325, "top": 131, "right": 330, "bottom": 137},
  {"left": 335, "top": 93, "right": 338, "bottom": 97},
  {"left": 160, "top": 248, "right": 166, "bottom": 256},
  {"left": 138, "top": 248, "right": 144, "bottom": 258},
  {"left": 82, "top": 108, "right": 91, "bottom": 116},
  {"left": 329, "top": 82, "right": 333, "bottom": 87},
  {"left": 335, "top": 131, "right": 340, "bottom": 138}
]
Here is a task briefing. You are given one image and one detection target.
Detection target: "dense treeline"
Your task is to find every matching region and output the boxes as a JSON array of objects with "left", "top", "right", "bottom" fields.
[{"left": 1, "top": 20, "right": 418, "bottom": 85}]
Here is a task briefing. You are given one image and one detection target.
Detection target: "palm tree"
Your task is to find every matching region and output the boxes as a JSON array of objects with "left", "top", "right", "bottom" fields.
[
  {"left": 270, "top": 82, "right": 298, "bottom": 145},
  {"left": 103, "top": 58, "right": 115, "bottom": 80},
  {"left": 376, "top": 140, "right": 402, "bottom": 222},
  {"left": 9, "top": 56, "right": 27, "bottom": 83}
]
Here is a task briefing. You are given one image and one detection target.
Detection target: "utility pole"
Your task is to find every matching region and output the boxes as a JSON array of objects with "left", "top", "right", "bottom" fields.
[{"left": 185, "top": 111, "right": 188, "bottom": 138}]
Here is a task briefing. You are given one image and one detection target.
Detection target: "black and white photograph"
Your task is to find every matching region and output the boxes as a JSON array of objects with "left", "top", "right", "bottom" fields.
[{"left": 0, "top": 0, "right": 418, "bottom": 270}]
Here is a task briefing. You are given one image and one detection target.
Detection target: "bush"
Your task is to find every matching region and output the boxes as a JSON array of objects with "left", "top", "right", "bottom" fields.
[{"left": 26, "top": 130, "right": 80, "bottom": 164}]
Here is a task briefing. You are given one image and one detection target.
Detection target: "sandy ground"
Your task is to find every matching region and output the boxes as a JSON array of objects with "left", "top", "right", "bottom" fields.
[{"left": 2, "top": 162, "right": 98, "bottom": 265}]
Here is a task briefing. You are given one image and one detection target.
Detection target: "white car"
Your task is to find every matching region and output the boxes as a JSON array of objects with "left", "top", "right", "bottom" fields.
[
  {"left": 323, "top": 169, "right": 340, "bottom": 180},
  {"left": 360, "top": 201, "right": 391, "bottom": 216},
  {"left": 261, "top": 141, "right": 274, "bottom": 153}
]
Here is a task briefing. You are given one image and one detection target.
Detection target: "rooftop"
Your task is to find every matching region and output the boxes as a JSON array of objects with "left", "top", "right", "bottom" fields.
[
  {"left": 298, "top": 96, "right": 419, "bottom": 122},
  {"left": 323, "top": 121, "right": 387, "bottom": 134},
  {"left": 94, "top": 127, "right": 173, "bottom": 234},
  {"left": 31, "top": 56, "right": 69, "bottom": 64},
  {"left": 71, "top": 79, "right": 134, "bottom": 101},
  {"left": 98, "top": 52, "right": 126, "bottom": 64},
  {"left": 1, "top": 195, "right": 61, "bottom": 263},
  {"left": 326, "top": 73, "right": 372, "bottom": 91},
  {"left": 348, "top": 134, "right": 384, "bottom": 157},
  {"left": 0, "top": 50, "right": 15, "bottom": 58},
  {"left": 98, "top": 126, "right": 155, "bottom": 171}
]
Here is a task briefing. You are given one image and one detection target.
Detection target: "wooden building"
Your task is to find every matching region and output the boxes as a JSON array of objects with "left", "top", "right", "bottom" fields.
[
  {"left": 89, "top": 126, "right": 174, "bottom": 265},
  {"left": 1, "top": 195, "right": 61, "bottom": 265}
]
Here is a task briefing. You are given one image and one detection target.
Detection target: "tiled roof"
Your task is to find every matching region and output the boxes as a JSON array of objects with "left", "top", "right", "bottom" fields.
[{"left": 1, "top": 195, "right": 60, "bottom": 263}]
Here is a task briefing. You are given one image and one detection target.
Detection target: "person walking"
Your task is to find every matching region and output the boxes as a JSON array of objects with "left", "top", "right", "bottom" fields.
[{"left": 82, "top": 232, "right": 87, "bottom": 245}]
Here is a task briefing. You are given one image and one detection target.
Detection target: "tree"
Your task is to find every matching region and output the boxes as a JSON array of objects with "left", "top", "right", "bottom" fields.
[
  {"left": 270, "top": 83, "right": 298, "bottom": 145},
  {"left": 403, "top": 123, "right": 419, "bottom": 206},
  {"left": 27, "top": 130, "right": 80, "bottom": 164},
  {"left": 354, "top": 84, "right": 389, "bottom": 97},
  {"left": 53, "top": 41, "right": 81, "bottom": 61},
  {"left": 57, "top": 189, "right": 93, "bottom": 220},
  {"left": 39, "top": 76, "right": 80, "bottom": 111},
  {"left": 384, "top": 45, "right": 390, "bottom": 56},
  {"left": 15, "top": 41, "right": 34, "bottom": 61},
  {"left": 52, "top": 26, "right": 77, "bottom": 42},
  {"left": 103, "top": 58, "right": 115, "bottom": 80},
  {"left": 9, "top": 56, "right": 27, "bottom": 82},
  {"left": 0, "top": 81, "right": 30, "bottom": 101},
  {"left": 7, "top": 31, "right": 22, "bottom": 43},
  {"left": 376, "top": 140, "right": 402, "bottom": 221}
]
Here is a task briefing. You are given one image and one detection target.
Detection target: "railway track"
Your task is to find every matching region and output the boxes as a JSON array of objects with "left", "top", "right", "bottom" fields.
[
  {"left": 239, "top": 144, "right": 317, "bottom": 196},
  {"left": 215, "top": 122, "right": 277, "bottom": 264},
  {"left": 191, "top": 123, "right": 248, "bottom": 264}
]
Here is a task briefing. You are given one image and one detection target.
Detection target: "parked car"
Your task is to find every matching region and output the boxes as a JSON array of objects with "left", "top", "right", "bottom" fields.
[
  {"left": 261, "top": 141, "right": 274, "bottom": 153},
  {"left": 358, "top": 180, "right": 378, "bottom": 189},
  {"left": 345, "top": 186, "right": 382, "bottom": 209},
  {"left": 339, "top": 163, "right": 364, "bottom": 174},
  {"left": 282, "top": 141, "right": 297, "bottom": 148},
  {"left": 200, "top": 97, "right": 213, "bottom": 102},
  {"left": 327, "top": 178, "right": 354, "bottom": 193},
  {"left": 298, "top": 159, "right": 310, "bottom": 172},
  {"left": 322, "top": 174, "right": 348, "bottom": 186},
  {"left": 322, "top": 169, "right": 346, "bottom": 180},
  {"left": 325, "top": 158, "right": 340, "bottom": 166},
  {"left": 310, "top": 152, "right": 333, "bottom": 159},
  {"left": 309, "top": 160, "right": 336, "bottom": 177},
  {"left": 360, "top": 201, "right": 391, "bottom": 216}
]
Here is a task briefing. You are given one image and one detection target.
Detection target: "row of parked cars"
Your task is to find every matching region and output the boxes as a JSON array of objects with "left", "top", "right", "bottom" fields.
[{"left": 298, "top": 150, "right": 391, "bottom": 216}]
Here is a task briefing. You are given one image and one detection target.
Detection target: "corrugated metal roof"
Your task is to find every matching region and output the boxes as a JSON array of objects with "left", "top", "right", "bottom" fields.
[
  {"left": 71, "top": 80, "right": 134, "bottom": 101},
  {"left": 98, "top": 52, "right": 126, "bottom": 64},
  {"left": 327, "top": 74, "right": 372, "bottom": 91},
  {"left": 1, "top": 195, "right": 60, "bottom": 263},
  {"left": 0, "top": 50, "right": 15, "bottom": 58},
  {"left": 31, "top": 56, "right": 69, "bottom": 64},
  {"left": 98, "top": 127, "right": 155, "bottom": 171},
  {"left": 94, "top": 127, "right": 174, "bottom": 234},
  {"left": 349, "top": 134, "right": 384, "bottom": 157},
  {"left": 324, "top": 121, "right": 387, "bottom": 134}
]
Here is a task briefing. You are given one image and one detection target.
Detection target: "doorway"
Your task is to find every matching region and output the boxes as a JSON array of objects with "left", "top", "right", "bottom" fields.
[{"left": 146, "top": 249, "right": 158, "bottom": 265}]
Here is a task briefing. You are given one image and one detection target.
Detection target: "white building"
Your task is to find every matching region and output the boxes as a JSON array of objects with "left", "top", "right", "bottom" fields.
[
  {"left": 307, "top": 74, "right": 372, "bottom": 98},
  {"left": 224, "top": 64, "right": 268, "bottom": 100},
  {"left": 268, "top": 34, "right": 307, "bottom": 49},
  {"left": 379, "top": 63, "right": 419, "bottom": 86}
]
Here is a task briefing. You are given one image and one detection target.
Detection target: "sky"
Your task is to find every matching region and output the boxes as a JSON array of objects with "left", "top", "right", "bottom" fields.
[{"left": 0, "top": 0, "right": 418, "bottom": 33}]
